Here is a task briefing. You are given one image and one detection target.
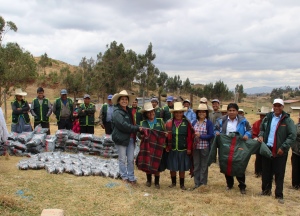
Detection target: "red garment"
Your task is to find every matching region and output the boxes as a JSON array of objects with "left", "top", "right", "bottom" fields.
[
  {"left": 137, "top": 128, "right": 166, "bottom": 173},
  {"left": 252, "top": 119, "right": 262, "bottom": 138},
  {"left": 72, "top": 119, "right": 80, "bottom": 133}
]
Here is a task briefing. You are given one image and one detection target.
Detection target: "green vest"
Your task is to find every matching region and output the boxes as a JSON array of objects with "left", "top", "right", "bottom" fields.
[
  {"left": 54, "top": 98, "right": 73, "bottom": 121},
  {"left": 79, "top": 103, "right": 95, "bottom": 126},
  {"left": 154, "top": 107, "right": 163, "bottom": 118},
  {"left": 163, "top": 105, "right": 173, "bottom": 123},
  {"left": 101, "top": 103, "right": 108, "bottom": 123},
  {"left": 134, "top": 106, "right": 142, "bottom": 126},
  {"left": 11, "top": 100, "right": 30, "bottom": 124},
  {"left": 140, "top": 118, "right": 165, "bottom": 131},
  {"left": 32, "top": 97, "right": 50, "bottom": 123},
  {"left": 171, "top": 119, "right": 189, "bottom": 151}
]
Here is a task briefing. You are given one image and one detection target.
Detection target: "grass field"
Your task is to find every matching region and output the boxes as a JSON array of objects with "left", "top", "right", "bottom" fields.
[{"left": 1, "top": 88, "right": 300, "bottom": 215}]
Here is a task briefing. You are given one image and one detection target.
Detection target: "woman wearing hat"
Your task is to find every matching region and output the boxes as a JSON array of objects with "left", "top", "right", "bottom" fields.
[
  {"left": 191, "top": 104, "right": 214, "bottom": 190},
  {"left": 111, "top": 90, "right": 142, "bottom": 184},
  {"left": 165, "top": 102, "right": 194, "bottom": 190},
  {"left": 11, "top": 88, "right": 32, "bottom": 133},
  {"left": 138, "top": 102, "right": 167, "bottom": 189}
]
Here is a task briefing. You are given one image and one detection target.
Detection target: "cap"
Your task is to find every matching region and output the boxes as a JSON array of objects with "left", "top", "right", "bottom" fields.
[
  {"left": 273, "top": 98, "right": 284, "bottom": 106},
  {"left": 183, "top": 99, "right": 190, "bottom": 104},
  {"left": 60, "top": 89, "right": 68, "bottom": 95},
  {"left": 238, "top": 109, "right": 244, "bottom": 113},
  {"left": 107, "top": 94, "right": 113, "bottom": 100},
  {"left": 211, "top": 99, "right": 220, "bottom": 103},
  {"left": 37, "top": 87, "right": 44, "bottom": 93},
  {"left": 200, "top": 97, "right": 207, "bottom": 103},
  {"left": 151, "top": 97, "right": 159, "bottom": 103},
  {"left": 83, "top": 94, "right": 90, "bottom": 99},
  {"left": 166, "top": 96, "right": 174, "bottom": 102}
]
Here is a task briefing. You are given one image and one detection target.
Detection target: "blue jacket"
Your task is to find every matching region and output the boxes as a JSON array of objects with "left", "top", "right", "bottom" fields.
[
  {"left": 214, "top": 115, "right": 252, "bottom": 138},
  {"left": 184, "top": 108, "right": 196, "bottom": 123}
]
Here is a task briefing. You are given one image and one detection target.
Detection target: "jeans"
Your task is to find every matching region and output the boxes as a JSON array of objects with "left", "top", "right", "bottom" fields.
[{"left": 116, "top": 138, "right": 136, "bottom": 181}]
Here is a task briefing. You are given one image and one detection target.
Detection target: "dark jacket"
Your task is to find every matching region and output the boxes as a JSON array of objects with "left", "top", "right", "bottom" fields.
[
  {"left": 78, "top": 103, "right": 96, "bottom": 126},
  {"left": 259, "top": 111, "right": 296, "bottom": 157},
  {"left": 11, "top": 99, "right": 30, "bottom": 124},
  {"left": 111, "top": 104, "right": 139, "bottom": 146},
  {"left": 292, "top": 123, "right": 300, "bottom": 155},
  {"left": 214, "top": 115, "right": 252, "bottom": 138},
  {"left": 208, "top": 133, "right": 272, "bottom": 177}
]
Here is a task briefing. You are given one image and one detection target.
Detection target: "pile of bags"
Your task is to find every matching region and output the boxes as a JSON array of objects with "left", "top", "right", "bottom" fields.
[
  {"left": 0, "top": 125, "right": 119, "bottom": 159},
  {"left": 17, "top": 152, "right": 120, "bottom": 178}
]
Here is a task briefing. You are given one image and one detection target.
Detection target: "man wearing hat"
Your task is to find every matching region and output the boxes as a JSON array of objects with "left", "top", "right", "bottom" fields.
[
  {"left": 163, "top": 96, "right": 174, "bottom": 123},
  {"left": 30, "top": 87, "right": 52, "bottom": 135},
  {"left": 183, "top": 99, "right": 196, "bottom": 123},
  {"left": 78, "top": 94, "right": 96, "bottom": 134},
  {"left": 238, "top": 109, "right": 245, "bottom": 116},
  {"left": 252, "top": 106, "right": 270, "bottom": 177},
  {"left": 258, "top": 99, "right": 296, "bottom": 204},
  {"left": 11, "top": 88, "right": 32, "bottom": 133},
  {"left": 99, "top": 94, "right": 114, "bottom": 135},
  {"left": 209, "top": 99, "right": 222, "bottom": 125},
  {"left": 52, "top": 89, "right": 73, "bottom": 130},
  {"left": 200, "top": 97, "right": 213, "bottom": 112},
  {"left": 151, "top": 97, "right": 163, "bottom": 118}
]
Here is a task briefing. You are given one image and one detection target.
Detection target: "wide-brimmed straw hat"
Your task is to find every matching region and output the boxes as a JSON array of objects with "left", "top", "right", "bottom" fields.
[
  {"left": 220, "top": 105, "right": 228, "bottom": 112},
  {"left": 14, "top": 88, "right": 27, "bottom": 96},
  {"left": 257, "top": 106, "right": 270, "bottom": 115},
  {"left": 193, "top": 104, "right": 209, "bottom": 112},
  {"left": 111, "top": 90, "right": 135, "bottom": 105},
  {"left": 170, "top": 102, "right": 187, "bottom": 113},
  {"left": 141, "top": 102, "right": 155, "bottom": 113}
]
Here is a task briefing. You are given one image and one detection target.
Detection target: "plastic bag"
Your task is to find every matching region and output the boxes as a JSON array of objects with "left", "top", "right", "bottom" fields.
[
  {"left": 65, "top": 140, "right": 79, "bottom": 146},
  {"left": 55, "top": 129, "right": 69, "bottom": 138},
  {"left": 79, "top": 133, "right": 94, "bottom": 141},
  {"left": 34, "top": 124, "right": 49, "bottom": 134},
  {"left": 17, "top": 132, "right": 34, "bottom": 144},
  {"left": 92, "top": 136, "right": 103, "bottom": 144},
  {"left": 8, "top": 132, "right": 19, "bottom": 141},
  {"left": 68, "top": 131, "right": 79, "bottom": 140},
  {"left": 45, "top": 136, "right": 56, "bottom": 152}
]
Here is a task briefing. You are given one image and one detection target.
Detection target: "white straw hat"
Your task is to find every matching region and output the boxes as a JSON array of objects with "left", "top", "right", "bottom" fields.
[
  {"left": 170, "top": 102, "right": 188, "bottom": 113},
  {"left": 111, "top": 90, "right": 136, "bottom": 105},
  {"left": 14, "top": 88, "right": 27, "bottom": 96},
  {"left": 141, "top": 102, "right": 155, "bottom": 113}
]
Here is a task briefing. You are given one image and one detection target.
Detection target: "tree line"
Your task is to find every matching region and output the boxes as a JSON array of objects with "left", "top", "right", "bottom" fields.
[{"left": 0, "top": 16, "right": 246, "bottom": 114}]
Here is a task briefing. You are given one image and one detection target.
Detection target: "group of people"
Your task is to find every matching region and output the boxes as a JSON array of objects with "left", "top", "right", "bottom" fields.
[
  {"left": 10, "top": 87, "right": 96, "bottom": 135},
  {"left": 6, "top": 87, "right": 299, "bottom": 204}
]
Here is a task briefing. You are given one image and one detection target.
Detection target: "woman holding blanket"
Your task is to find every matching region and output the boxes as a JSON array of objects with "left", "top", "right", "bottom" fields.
[
  {"left": 138, "top": 102, "right": 167, "bottom": 189},
  {"left": 166, "top": 102, "right": 194, "bottom": 190},
  {"left": 111, "top": 90, "right": 142, "bottom": 185},
  {"left": 191, "top": 104, "right": 214, "bottom": 190}
]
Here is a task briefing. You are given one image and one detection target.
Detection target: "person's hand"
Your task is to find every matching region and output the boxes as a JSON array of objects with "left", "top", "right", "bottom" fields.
[
  {"left": 277, "top": 148, "right": 284, "bottom": 156},
  {"left": 187, "top": 150, "right": 191, "bottom": 155},
  {"left": 166, "top": 148, "right": 170, "bottom": 152},
  {"left": 257, "top": 136, "right": 263, "bottom": 143},
  {"left": 139, "top": 127, "right": 143, "bottom": 132},
  {"left": 82, "top": 110, "right": 85, "bottom": 112},
  {"left": 216, "top": 132, "right": 220, "bottom": 136},
  {"left": 165, "top": 132, "right": 168, "bottom": 137},
  {"left": 195, "top": 132, "right": 200, "bottom": 138},
  {"left": 242, "top": 135, "right": 248, "bottom": 141},
  {"left": 17, "top": 108, "right": 22, "bottom": 111}
]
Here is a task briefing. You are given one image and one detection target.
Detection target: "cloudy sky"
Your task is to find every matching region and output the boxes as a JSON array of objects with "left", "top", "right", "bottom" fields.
[{"left": 1, "top": 0, "right": 300, "bottom": 89}]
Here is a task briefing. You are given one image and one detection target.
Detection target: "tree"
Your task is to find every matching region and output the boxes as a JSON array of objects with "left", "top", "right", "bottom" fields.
[
  {"left": 182, "top": 78, "right": 192, "bottom": 93},
  {"left": 235, "top": 84, "right": 247, "bottom": 103},
  {"left": 61, "top": 66, "right": 84, "bottom": 102},
  {"left": 156, "top": 71, "right": 168, "bottom": 106},
  {"left": 212, "top": 80, "right": 230, "bottom": 101},
  {"left": 270, "top": 87, "right": 284, "bottom": 101},
  {"left": 0, "top": 16, "right": 17, "bottom": 45},
  {"left": 0, "top": 42, "right": 37, "bottom": 117},
  {"left": 38, "top": 53, "right": 52, "bottom": 74}
]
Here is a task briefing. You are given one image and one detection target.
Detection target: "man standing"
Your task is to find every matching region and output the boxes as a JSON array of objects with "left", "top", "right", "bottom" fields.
[
  {"left": 52, "top": 89, "right": 73, "bottom": 130},
  {"left": 200, "top": 97, "right": 213, "bottom": 111},
  {"left": 99, "top": 95, "right": 114, "bottom": 135},
  {"left": 291, "top": 116, "right": 300, "bottom": 190},
  {"left": 258, "top": 99, "right": 296, "bottom": 204},
  {"left": 131, "top": 98, "right": 142, "bottom": 126},
  {"left": 78, "top": 94, "right": 96, "bottom": 134},
  {"left": 151, "top": 97, "right": 163, "bottom": 118},
  {"left": 214, "top": 103, "right": 252, "bottom": 194},
  {"left": 31, "top": 87, "right": 52, "bottom": 135},
  {"left": 163, "top": 96, "right": 174, "bottom": 122},
  {"left": 209, "top": 99, "right": 222, "bottom": 125},
  {"left": 183, "top": 99, "right": 196, "bottom": 122}
]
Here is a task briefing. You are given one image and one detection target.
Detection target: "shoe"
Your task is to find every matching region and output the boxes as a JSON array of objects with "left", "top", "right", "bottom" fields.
[
  {"left": 226, "top": 186, "right": 233, "bottom": 191},
  {"left": 122, "top": 179, "right": 129, "bottom": 183},
  {"left": 277, "top": 198, "right": 284, "bottom": 204},
  {"left": 168, "top": 184, "right": 176, "bottom": 188},
  {"left": 155, "top": 184, "right": 160, "bottom": 189},
  {"left": 240, "top": 189, "right": 246, "bottom": 194},
  {"left": 258, "top": 191, "right": 272, "bottom": 196},
  {"left": 191, "top": 185, "right": 199, "bottom": 191},
  {"left": 146, "top": 181, "right": 151, "bottom": 187},
  {"left": 129, "top": 180, "right": 137, "bottom": 186},
  {"left": 180, "top": 185, "right": 187, "bottom": 190}
]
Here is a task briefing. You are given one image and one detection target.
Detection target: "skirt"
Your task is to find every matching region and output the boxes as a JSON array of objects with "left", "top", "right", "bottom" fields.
[
  {"left": 157, "top": 149, "right": 169, "bottom": 172},
  {"left": 11, "top": 116, "right": 32, "bottom": 133},
  {"left": 167, "top": 150, "right": 190, "bottom": 172}
]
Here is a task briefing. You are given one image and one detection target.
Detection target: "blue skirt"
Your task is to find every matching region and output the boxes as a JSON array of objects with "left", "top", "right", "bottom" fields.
[
  {"left": 11, "top": 116, "right": 32, "bottom": 133},
  {"left": 167, "top": 150, "right": 190, "bottom": 172}
]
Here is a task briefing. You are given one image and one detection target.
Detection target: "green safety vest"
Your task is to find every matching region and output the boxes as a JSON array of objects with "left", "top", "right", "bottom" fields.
[
  {"left": 79, "top": 103, "right": 95, "bottom": 126},
  {"left": 140, "top": 118, "right": 165, "bottom": 131},
  {"left": 54, "top": 98, "right": 73, "bottom": 121},
  {"left": 171, "top": 119, "right": 189, "bottom": 151},
  {"left": 11, "top": 100, "right": 30, "bottom": 124},
  {"left": 32, "top": 97, "right": 50, "bottom": 123},
  {"left": 163, "top": 105, "right": 173, "bottom": 123}
]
